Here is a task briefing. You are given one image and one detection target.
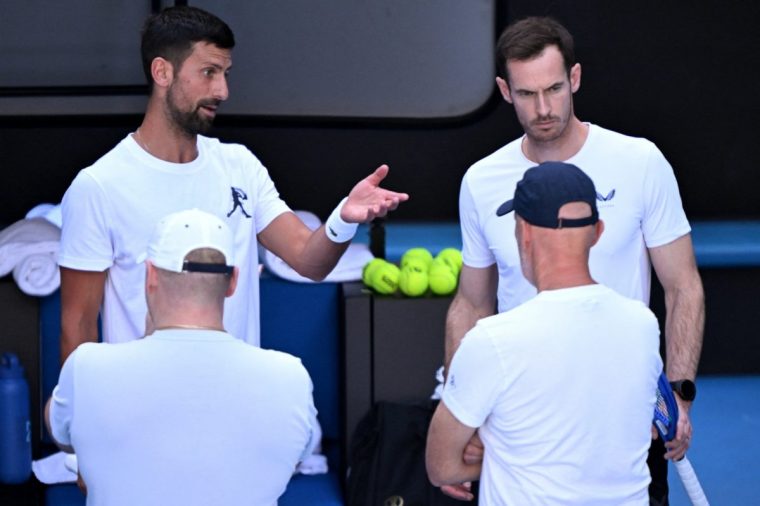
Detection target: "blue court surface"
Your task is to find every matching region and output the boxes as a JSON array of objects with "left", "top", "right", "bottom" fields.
[{"left": 667, "top": 375, "right": 760, "bottom": 505}]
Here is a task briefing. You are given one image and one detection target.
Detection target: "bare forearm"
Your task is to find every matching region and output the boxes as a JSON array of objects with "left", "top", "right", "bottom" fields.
[
  {"left": 60, "top": 268, "right": 106, "bottom": 363},
  {"left": 664, "top": 276, "right": 705, "bottom": 380},
  {"left": 60, "top": 318, "right": 98, "bottom": 363},
  {"left": 292, "top": 225, "right": 351, "bottom": 281},
  {"left": 445, "top": 294, "right": 495, "bottom": 373}
]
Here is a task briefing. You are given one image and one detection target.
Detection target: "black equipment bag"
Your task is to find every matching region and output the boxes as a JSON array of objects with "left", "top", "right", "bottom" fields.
[{"left": 345, "top": 400, "right": 467, "bottom": 506}]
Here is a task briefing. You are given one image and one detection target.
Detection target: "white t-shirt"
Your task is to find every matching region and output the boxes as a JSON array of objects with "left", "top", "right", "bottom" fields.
[
  {"left": 459, "top": 124, "right": 691, "bottom": 312},
  {"left": 443, "top": 284, "right": 662, "bottom": 506},
  {"left": 59, "top": 135, "right": 290, "bottom": 346},
  {"left": 49, "top": 329, "right": 318, "bottom": 506}
]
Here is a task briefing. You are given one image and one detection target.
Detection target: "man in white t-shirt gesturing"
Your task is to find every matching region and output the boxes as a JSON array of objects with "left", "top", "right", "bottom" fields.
[
  {"left": 47, "top": 209, "right": 319, "bottom": 506},
  {"left": 428, "top": 163, "right": 664, "bottom": 506},
  {"left": 59, "top": 6, "right": 408, "bottom": 360}
]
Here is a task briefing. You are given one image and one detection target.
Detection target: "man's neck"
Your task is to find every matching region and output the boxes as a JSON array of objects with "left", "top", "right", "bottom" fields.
[
  {"left": 152, "top": 313, "right": 224, "bottom": 332},
  {"left": 522, "top": 117, "right": 589, "bottom": 164},
  {"left": 136, "top": 101, "right": 200, "bottom": 164}
]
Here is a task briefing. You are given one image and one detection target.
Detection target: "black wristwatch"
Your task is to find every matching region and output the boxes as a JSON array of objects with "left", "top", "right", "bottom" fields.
[{"left": 669, "top": 379, "right": 697, "bottom": 401}]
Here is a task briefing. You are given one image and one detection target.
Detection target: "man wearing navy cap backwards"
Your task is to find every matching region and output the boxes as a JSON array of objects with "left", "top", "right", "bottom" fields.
[{"left": 428, "top": 163, "right": 663, "bottom": 506}]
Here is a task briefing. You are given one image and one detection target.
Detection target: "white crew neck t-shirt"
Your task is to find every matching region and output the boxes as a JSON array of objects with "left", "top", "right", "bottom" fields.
[
  {"left": 459, "top": 124, "right": 691, "bottom": 312},
  {"left": 60, "top": 134, "right": 289, "bottom": 346}
]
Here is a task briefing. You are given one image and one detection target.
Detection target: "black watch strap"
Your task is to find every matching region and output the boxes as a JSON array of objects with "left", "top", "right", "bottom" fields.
[{"left": 669, "top": 379, "right": 697, "bottom": 401}]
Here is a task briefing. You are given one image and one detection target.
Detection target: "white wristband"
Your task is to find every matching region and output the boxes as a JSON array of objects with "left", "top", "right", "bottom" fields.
[{"left": 325, "top": 197, "right": 358, "bottom": 243}]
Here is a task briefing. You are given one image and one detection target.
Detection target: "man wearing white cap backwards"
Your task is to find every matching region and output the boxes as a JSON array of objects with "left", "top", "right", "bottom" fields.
[{"left": 46, "top": 209, "right": 318, "bottom": 506}]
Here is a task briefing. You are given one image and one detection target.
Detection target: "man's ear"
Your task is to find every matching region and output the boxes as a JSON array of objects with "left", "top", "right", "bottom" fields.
[
  {"left": 591, "top": 219, "right": 605, "bottom": 246},
  {"left": 570, "top": 63, "right": 581, "bottom": 94},
  {"left": 151, "top": 57, "right": 174, "bottom": 89},
  {"left": 145, "top": 261, "right": 159, "bottom": 294},
  {"left": 226, "top": 266, "right": 239, "bottom": 297},
  {"left": 495, "top": 76, "right": 513, "bottom": 104},
  {"left": 515, "top": 216, "right": 532, "bottom": 248}
]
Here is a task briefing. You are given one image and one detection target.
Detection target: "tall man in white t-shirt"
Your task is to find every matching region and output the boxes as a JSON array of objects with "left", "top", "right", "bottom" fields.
[
  {"left": 428, "top": 163, "right": 664, "bottom": 506},
  {"left": 47, "top": 209, "right": 319, "bottom": 506},
  {"left": 59, "top": 6, "right": 408, "bottom": 359},
  {"left": 443, "top": 16, "right": 704, "bottom": 503}
]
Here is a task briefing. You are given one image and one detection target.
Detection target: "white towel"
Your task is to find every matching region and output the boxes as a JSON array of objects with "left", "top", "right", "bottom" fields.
[
  {"left": 0, "top": 216, "right": 61, "bottom": 296},
  {"left": 13, "top": 252, "right": 60, "bottom": 296},
  {"left": 32, "top": 451, "right": 77, "bottom": 484},
  {"left": 261, "top": 210, "right": 373, "bottom": 283}
]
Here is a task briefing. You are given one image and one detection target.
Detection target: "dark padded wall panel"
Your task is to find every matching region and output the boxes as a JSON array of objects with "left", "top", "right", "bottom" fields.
[{"left": 1, "top": 1, "right": 758, "bottom": 224}]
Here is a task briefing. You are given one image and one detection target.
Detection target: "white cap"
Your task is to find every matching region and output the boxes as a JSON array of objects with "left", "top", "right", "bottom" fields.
[{"left": 145, "top": 209, "right": 234, "bottom": 274}]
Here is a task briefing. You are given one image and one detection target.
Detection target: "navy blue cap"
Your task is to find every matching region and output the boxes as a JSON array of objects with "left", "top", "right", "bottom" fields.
[{"left": 496, "top": 162, "right": 599, "bottom": 228}]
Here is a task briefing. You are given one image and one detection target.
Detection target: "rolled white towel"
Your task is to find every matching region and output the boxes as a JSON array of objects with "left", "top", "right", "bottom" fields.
[
  {"left": 0, "top": 216, "right": 61, "bottom": 295},
  {"left": 13, "top": 251, "right": 60, "bottom": 296}
]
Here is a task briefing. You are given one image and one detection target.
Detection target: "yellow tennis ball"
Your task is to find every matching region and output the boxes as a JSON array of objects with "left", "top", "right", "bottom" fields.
[
  {"left": 362, "top": 258, "right": 387, "bottom": 287},
  {"left": 399, "top": 266, "right": 429, "bottom": 297},
  {"left": 428, "top": 261, "right": 457, "bottom": 295},
  {"left": 401, "top": 248, "right": 434, "bottom": 269},
  {"left": 402, "top": 257, "right": 428, "bottom": 274},
  {"left": 371, "top": 262, "right": 400, "bottom": 294},
  {"left": 436, "top": 248, "right": 463, "bottom": 275}
]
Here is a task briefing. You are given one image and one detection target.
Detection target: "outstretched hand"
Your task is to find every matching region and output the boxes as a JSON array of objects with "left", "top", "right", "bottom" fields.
[{"left": 341, "top": 165, "right": 409, "bottom": 223}]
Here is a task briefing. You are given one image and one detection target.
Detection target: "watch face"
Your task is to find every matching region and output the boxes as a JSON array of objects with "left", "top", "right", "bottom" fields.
[
  {"left": 680, "top": 380, "right": 697, "bottom": 401},
  {"left": 671, "top": 379, "right": 697, "bottom": 401}
]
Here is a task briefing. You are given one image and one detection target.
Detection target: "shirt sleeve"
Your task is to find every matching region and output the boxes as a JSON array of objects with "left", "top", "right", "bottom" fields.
[
  {"left": 442, "top": 326, "right": 504, "bottom": 428},
  {"left": 242, "top": 147, "right": 291, "bottom": 235},
  {"left": 49, "top": 350, "right": 78, "bottom": 447},
  {"left": 59, "top": 171, "right": 114, "bottom": 271},
  {"left": 640, "top": 144, "right": 692, "bottom": 248},
  {"left": 459, "top": 173, "right": 496, "bottom": 268}
]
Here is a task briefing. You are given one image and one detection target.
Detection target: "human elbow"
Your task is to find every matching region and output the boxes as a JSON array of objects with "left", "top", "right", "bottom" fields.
[
  {"left": 426, "top": 459, "right": 446, "bottom": 487},
  {"left": 425, "top": 447, "right": 456, "bottom": 487},
  {"left": 293, "top": 264, "right": 329, "bottom": 282}
]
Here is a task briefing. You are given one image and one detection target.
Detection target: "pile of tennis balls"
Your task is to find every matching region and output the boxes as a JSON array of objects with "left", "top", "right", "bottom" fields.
[{"left": 362, "top": 247, "right": 462, "bottom": 297}]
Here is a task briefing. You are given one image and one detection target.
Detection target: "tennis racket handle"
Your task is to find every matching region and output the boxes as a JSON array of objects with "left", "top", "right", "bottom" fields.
[{"left": 674, "top": 457, "right": 709, "bottom": 506}]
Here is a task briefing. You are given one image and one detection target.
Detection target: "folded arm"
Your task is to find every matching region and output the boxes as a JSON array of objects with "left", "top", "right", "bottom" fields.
[{"left": 426, "top": 401, "right": 482, "bottom": 487}]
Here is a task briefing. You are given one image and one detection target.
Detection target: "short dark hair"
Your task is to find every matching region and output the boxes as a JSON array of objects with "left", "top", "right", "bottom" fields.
[
  {"left": 495, "top": 16, "right": 575, "bottom": 83},
  {"left": 140, "top": 6, "right": 235, "bottom": 85}
]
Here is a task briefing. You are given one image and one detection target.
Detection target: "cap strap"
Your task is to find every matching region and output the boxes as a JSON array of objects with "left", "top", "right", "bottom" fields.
[
  {"left": 182, "top": 262, "right": 233, "bottom": 275},
  {"left": 556, "top": 211, "right": 599, "bottom": 229}
]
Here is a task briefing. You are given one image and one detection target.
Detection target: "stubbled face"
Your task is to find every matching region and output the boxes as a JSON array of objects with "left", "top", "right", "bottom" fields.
[
  {"left": 501, "top": 45, "right": 579, "bottom": 145},
  {"left": 166, "top": 42, "right": 232, "bottom": 136}
]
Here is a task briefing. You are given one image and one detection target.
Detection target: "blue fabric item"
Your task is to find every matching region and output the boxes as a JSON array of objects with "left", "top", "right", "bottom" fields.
[
  {"left": 39, "top": 291, "right": 61, "bottom": 446},
  {"left": 45, "top": 484, "right": 84, "bottom": 505},
  {"left": 279, "top": 473, "right": 344, "bottom": 506},
  {"left": 259, "top": 275, "right": 341, "bottom": 443}
]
